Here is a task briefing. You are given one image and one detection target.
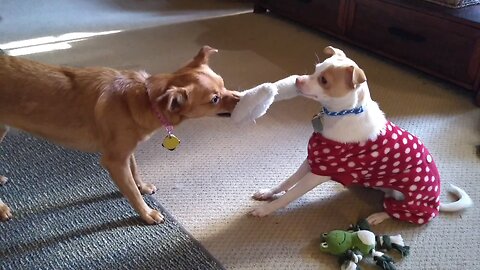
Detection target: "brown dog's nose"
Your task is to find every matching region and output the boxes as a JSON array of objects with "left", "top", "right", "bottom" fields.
[{"left": 217, "top": 90, "right": 241, "bottom": 117}]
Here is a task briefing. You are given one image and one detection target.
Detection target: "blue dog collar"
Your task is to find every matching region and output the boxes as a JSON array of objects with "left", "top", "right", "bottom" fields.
[{"left": 322, "top": 106, "right": 364, "bottom": 116}]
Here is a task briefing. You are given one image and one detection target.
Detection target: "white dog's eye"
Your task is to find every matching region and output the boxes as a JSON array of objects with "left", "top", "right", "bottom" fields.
[
  {"left": 318, "top": 76, "right": 327, "bottom": 85},
  {"left": 211, "top": 95, "right": 220, "bottom": 104}
]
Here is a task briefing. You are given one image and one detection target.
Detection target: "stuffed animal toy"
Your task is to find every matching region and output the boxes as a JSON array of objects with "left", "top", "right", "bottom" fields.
[
  {"left": 320, "top": 219, "right": 410, "bottom": 270},
  {"left": 231, "top": 75, "right": 299, "bottom": 124}
]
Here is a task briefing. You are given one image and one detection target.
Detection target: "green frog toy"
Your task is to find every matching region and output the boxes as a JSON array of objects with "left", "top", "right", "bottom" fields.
[{"left": 319, "top": 219, "right": 410, "bottom": 270}]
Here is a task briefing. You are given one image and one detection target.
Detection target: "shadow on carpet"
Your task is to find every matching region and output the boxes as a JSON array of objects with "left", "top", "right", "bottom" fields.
[{"left": 0, "top": 132, "right": 223, "bottom": 270}]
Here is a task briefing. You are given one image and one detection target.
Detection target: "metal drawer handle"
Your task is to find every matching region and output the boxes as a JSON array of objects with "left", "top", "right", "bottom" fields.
[
  {"left": 388, "top": 27, "right": 426, "bottom": 43},
  {"left": 298, "top": 0, "right": 313, "bottom": 3}
]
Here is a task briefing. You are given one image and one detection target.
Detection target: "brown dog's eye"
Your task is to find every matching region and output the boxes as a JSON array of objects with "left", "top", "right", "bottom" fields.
[{"left": 211, "top": 95, "right": 220, "bottom": 104}]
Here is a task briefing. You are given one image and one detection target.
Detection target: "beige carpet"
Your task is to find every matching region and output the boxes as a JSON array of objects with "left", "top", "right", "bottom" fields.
[{"left": 1, "top": 1, "right": 479, "bottom": 269}]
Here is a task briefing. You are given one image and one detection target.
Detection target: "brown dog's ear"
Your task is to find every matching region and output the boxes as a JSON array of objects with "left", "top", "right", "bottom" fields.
[
  {"left": 346, "top": 66, "right": 367, "bottom": 89},
  {"left": 146, "top": 74, "right": 171, "bottom": 99},
  {"left": 186, "top": 45, "right": 218, "bottom": 68},
  {"left": 157, "top": 88, "right": 188, "bottom": 112},
  {"left": 323, "top": 46, "right": 346, "bottom": 57}
]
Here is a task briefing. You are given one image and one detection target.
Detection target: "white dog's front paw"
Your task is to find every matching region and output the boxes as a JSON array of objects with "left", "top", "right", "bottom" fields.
[
  {"left": 0, "top": 203, "right": 12, "bottom": 221},
  {"left": 252, "top": 188, "right": 275, "bottom": 200},
  {"left": 250, "top": 205, "right": 274, "bottom": 217}
]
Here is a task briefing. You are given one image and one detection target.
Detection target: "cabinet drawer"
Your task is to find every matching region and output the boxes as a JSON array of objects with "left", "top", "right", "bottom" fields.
[
  {"left": 346, "top": 0, "right": 480, "bottom": 84},
  {"left": 258, "top": 0, "right": 343, "bottom": 34}
]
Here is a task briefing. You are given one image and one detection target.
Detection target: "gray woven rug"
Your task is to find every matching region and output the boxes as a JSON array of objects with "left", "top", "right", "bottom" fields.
[{"left": 0, "top": 131, "right": 223, "bottom": 270}]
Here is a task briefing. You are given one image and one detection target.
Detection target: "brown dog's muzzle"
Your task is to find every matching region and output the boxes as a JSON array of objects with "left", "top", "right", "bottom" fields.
[{"left": 217, "top": 90, "right": 241, "bottom": 117}]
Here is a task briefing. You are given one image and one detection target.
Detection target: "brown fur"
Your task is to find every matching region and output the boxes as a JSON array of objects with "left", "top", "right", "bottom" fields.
[
  {"left": 0, "top": 46, "right": 240, "bottom": 224},
  {"left": 296, "top": 46, "right": 367, "bottom": 100},
  {"left": 317, "top": 65, "right": 366, "bottom": 97}
]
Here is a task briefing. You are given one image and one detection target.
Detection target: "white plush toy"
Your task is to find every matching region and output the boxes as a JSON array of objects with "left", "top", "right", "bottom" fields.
[{"left": 231, "top": 75, "right": 300, "bottom": 124}]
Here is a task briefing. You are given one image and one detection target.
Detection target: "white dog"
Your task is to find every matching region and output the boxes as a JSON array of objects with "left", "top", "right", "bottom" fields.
[{"left": 250, "top": 46, "right": 472, "bottom": 225}]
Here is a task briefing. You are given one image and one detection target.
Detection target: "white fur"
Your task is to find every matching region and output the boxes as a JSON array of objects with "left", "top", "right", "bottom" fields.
[
  {"left": 273, "top": 75, "right": 299, "bottom": 102},
  {"left": 440, "top": 184, "right": 473, "bottom": 212},
  {"left": 388, "top": 235, "right": 405, "bottom": 246},
  {"left": 231, "top": 83, "right": 277, "bottom": 124},
  {"left": 251, "top": 47, "right": 472, "bottom": 225},
  {"left": 319, "top": 85, "right": 387, "bottom": 143},
  {"left": 296, "top": 53, "right": 386, "bottom": 143},
  {"left": 231, "top": 75, "right": 299, "bottom": 124}
]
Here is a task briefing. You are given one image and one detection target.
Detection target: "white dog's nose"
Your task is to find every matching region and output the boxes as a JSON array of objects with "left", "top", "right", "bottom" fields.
[
  {"left": 295, "top": 77, "right": 303, "bottom": 87},
  {"left": 295, "top": 76, "right": 309, "bottom": 90}
]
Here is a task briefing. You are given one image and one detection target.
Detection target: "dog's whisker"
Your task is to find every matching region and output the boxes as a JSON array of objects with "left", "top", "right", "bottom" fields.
[{"left": 314, "top": 52, "right": 320, "bottom": 64}]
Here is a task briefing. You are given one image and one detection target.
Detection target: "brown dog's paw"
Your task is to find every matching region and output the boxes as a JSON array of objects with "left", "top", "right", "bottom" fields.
[
  {"left": 0, "top": 203, "right": 12, "bottom": 221},
  {"left": 0, "top": 175, "right": 7, "bottom": 185},
  {"left": 137, "top": 183, "right": 157, "bottom": 195},
  {"left": 140, "top": 208, "right": 164, "bottom": 225}
]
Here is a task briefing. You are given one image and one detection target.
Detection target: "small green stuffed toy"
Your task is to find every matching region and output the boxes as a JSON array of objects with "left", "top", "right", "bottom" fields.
[{"left": 319, "top": 219, "right": 410, "bottom": 270}]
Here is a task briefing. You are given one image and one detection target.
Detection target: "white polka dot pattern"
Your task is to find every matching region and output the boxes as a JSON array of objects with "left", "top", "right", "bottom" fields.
[{"left": 307, "top": 122, "right": 441, "bottom": 225}]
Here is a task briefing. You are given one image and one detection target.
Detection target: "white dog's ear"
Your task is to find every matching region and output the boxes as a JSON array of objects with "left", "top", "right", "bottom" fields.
[
  {"left": 346, "top": 66, "right": 367, "bottom": 89},
  {"left": 323, "top": 46, "right": 346, "bottom": 57}
]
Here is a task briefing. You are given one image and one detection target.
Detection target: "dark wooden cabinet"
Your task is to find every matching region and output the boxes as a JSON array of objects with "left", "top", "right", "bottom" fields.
[
  {"left": 255, "top": 0, "right": 346, "bottom": 35},
  {"left": 255, "top": 0, "right": 480, "bottom": 105}
]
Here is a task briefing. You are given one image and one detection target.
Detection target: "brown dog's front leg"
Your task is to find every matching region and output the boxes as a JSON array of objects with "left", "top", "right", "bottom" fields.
[
  {"left": 0, "top": 198, "right": 12, "bottom": 221},
  {"left": 0, "top": 125, "right": 8, "bottom": 143},
  {"left": 101, "top": 155, "right": 163, "bottom": 224},
  {"left": 0, "top": 124, "right": 10, "bottom": 219},
  {"left": 130, "top": 154, "right": 157, "bottom": 195}
]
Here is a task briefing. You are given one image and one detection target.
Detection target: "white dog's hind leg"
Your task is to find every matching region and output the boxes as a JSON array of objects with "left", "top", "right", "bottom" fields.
[
  {"left": 253, "top": 159, "right": 310, "bottom": 200},
  {"left": 375, "top": 187, "right": 405, "bottom": 200},
  {"left": 251, "top": 173, "right": 330, "bottom": 217},
  {"left": 273, "top": 75, "right": 299, "bottom": 101},
  {"left": 366, "top": 211, "right": 390, "bottom": 225}
]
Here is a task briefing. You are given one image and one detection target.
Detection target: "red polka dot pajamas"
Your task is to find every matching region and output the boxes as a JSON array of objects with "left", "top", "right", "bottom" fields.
[{"left": 307, "top": 122, "right": 440, "bottom": 224}]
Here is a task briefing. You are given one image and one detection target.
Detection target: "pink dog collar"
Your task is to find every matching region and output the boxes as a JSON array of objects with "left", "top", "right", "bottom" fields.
[{"left": 146, "top": 86, "right": 181, "bottom": 151}]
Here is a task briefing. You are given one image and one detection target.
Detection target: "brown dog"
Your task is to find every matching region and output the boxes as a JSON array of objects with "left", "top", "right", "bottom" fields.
[{"left": 0, "top": 46, "right": 240, "bottom": 224}]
